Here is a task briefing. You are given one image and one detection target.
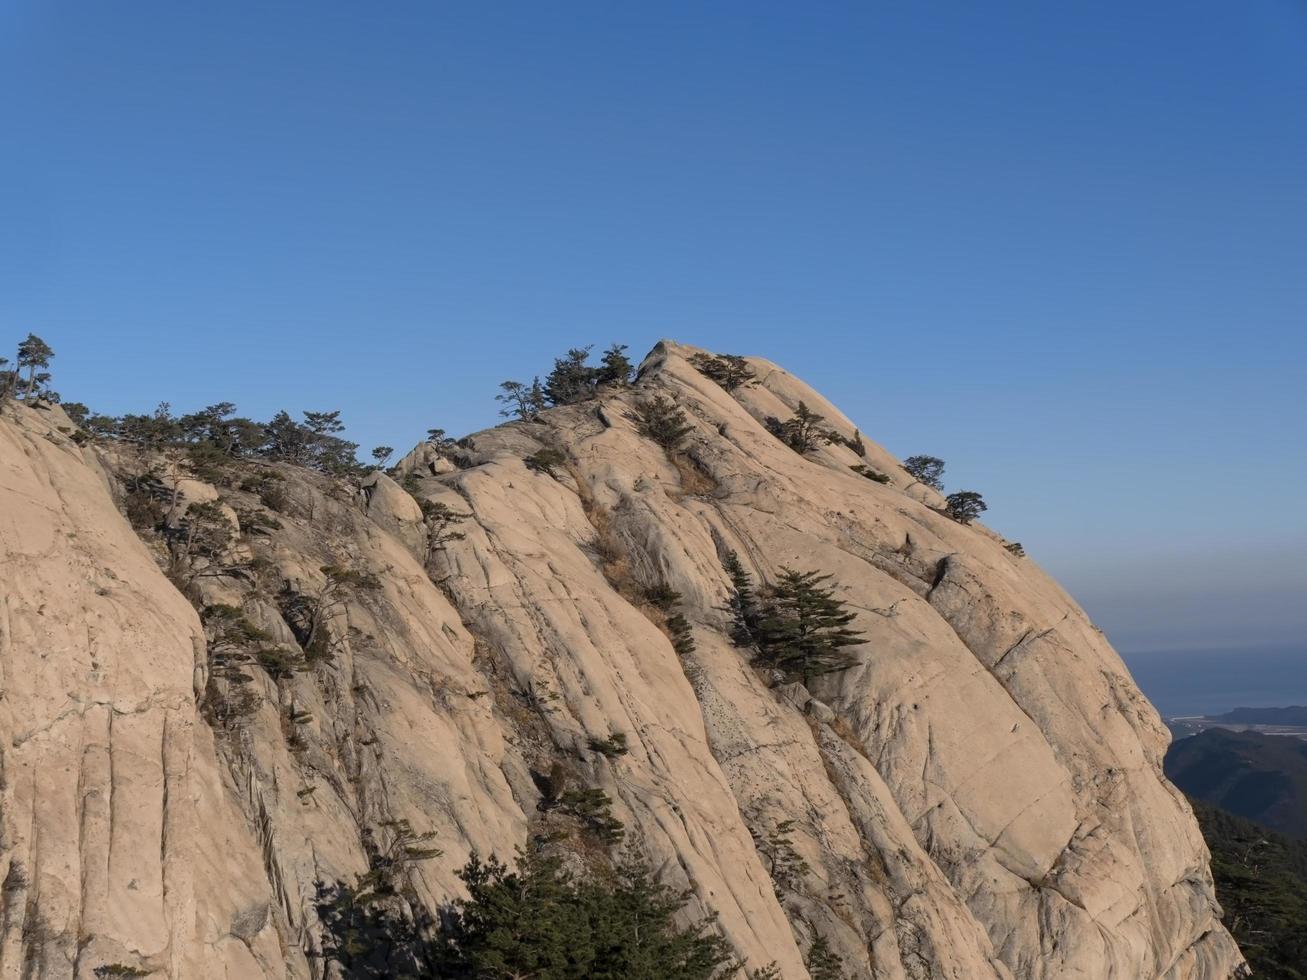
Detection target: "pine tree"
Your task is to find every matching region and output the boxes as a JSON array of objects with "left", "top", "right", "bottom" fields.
[
  {"left": 753, "top": 568, "right": 865, "bottom": 684},
  {"left": 779, "top": 402, "right": 835, "bottom": 455},
  {"left": 805, "top": 936, "right": 847, "bottom": 980},
  {"left": 302, "top": 409, "right": 345, "bottom": 436},
  {"left": 198, "top": 604, "right": 266, "bottom": 727},
  {"left": 543, "top": 346, "right": 598, "bottom": 406},
  {"left": 721, "top": 551, "right": 761, "bottom": 649},
  {"left": 597, "top": 343, "right": 635, "bottom": 385},
  {"left": 630, "top": 395, "right": 694, "bottom": 450},
  {"left": 690, "top": 353, "right": 755, "bottom": 391},
  {"left": 419, "top": 498, "right": 470, "bottom": 560},
  {"left": 903, "top": 455, "right": 945, "bottom": 491},
  {"left": 945, "top": 490, "right": 987, "bottom": 524},
  {"left": 428, "top": 847, "right": 736, "bottom": 980},
  {"left": 525, "top": 447, "right": 567, "bottom": 477},
  {"left": 496, "top": 378, "right": 548, "bottom": 420},
  {"left": 13, "top": 333, "right": 54, "bottom": 401}
]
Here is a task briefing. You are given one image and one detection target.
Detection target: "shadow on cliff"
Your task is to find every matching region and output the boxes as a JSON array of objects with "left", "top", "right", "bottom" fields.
[{"left": 314, "top": 877, "right": 440, "bottom": 979}]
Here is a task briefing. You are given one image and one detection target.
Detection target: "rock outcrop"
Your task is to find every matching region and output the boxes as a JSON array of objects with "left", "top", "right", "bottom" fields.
[{"left": 0, "top": 342, "right": 1244, "bottom": 978}]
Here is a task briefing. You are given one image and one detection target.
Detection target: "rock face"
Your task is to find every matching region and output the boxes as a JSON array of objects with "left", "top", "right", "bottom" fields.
[{"left": 0, "top": 341, "right": 1244, "bottom": 978}]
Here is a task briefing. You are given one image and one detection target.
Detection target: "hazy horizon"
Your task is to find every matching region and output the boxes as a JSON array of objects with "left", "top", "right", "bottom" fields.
[{"left": 4, "top": 2, "right": 1304, "bottom": 651}]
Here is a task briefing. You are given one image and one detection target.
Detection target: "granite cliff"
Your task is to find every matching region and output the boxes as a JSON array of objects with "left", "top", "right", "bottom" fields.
[{"left": 0, "top": 341, "right": 1244, "bottom": 978}]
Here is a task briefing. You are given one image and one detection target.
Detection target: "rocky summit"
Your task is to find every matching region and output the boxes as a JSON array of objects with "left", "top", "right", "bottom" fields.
[{"left": 0, "top": 341, "right": 1243, "bottom": 978}]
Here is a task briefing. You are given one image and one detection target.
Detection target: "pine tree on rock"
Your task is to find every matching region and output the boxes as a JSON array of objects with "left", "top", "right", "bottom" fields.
[
  {"left": 902, "top": 455, "right": 945, "bottom": 491},
  {"left": 779, "top": 401, "right": 836, "bottom": 455},
  {"left": 597, "top": 343, "right": 635, "bottom": 385},
  {"left": 805, "top": 936, "right": 847, "bottom": 980},
  {"left": 496, "top": 378, "right": 547, "bottom": 420},
  {"left": 753, "top": 568, "right": 865, "bottom": 685},
  {"left": 690, "top": 352, "right": 755, "bottom": 391},
  {"left": 630, "top": 395, "right": 694, "bottom": 450},
  {"left": 543, "top": 346, "right": 598, "bottom": 406},
  {"left": 428, "top": 847, "right": 736, "bottom": 979},
  {"left": 721, "top": 551, "right": 761, "bottom": 649},
  {"left": 945, "top": 490, "right": 987, "bottom": 524},
  {"left": 11, "top": 333, "right": 54, "bottom": 401}
]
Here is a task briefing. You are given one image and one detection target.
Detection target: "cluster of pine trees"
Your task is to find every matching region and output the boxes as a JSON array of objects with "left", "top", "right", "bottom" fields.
[
  {"left": 0, "top": 333, "right": 56, "bottom": 402},
  {"left": 723, "top": 553, "right": 866, "bottom": 686},
  {"left": 902, "top": 455, "right": 989, "bottom": 525},
  {"left": 497, "top": 343, "right": 634, "bottom": 420},
  {"left": 316, "top": 844, "right": 751, "bottom": 979},
  {"left": 65, "top": 401, "right": 370, "bottom": 477},
  {"left": 1191, "top": 801, "right": 1307, "bottom": 979}
]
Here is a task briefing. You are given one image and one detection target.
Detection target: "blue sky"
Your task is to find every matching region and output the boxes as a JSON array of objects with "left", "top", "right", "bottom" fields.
[{"left": 3, "top": 1, "right": 1304, "bottom": 652}]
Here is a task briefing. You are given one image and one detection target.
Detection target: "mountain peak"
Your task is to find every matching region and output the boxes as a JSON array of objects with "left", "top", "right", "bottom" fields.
[{"left": 0, "top": 351, "right": 1244, "bottom": 978}]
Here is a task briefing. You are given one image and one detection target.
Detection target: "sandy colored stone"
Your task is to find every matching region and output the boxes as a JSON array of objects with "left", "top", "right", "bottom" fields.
[{"left": 0, "top": 344, "right": 1243, "bottom": 979}]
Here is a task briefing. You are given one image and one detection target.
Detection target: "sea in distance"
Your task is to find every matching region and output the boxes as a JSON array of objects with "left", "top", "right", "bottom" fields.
[{"left": 1121, "top": 645, "right": 1307, "bottom": 719}]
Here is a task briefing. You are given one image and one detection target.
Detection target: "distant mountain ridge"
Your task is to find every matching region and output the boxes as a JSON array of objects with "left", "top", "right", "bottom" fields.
[
  {"left": 1212, "top": 705, "right": 1307, "bottom": 726},
  {"left": 1166, "top": 729, "right": 1307, "bottom": 839}
]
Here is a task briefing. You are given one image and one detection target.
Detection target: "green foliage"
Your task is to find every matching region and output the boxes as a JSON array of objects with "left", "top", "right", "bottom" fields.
[
  {"left": 751, "top": 819, "right": 810, "bottom": 896},
  {"left": 93, "top": 966, "right": 151, "bottom": 979},
  {"left": 370, "top": 446, "right": 394, "bottom": 468},
  {"left": 752, "top": 568, "right": 865, "bottom": 685},
  {"left": 849, "top": 464, "right": 890, "bottom": 483},
  {"left": 418, "top": 498, "right": 470, "bottom": 558},
  {"left": 689, "top": 353, "right": 755, "bottom": 392},
  {"left": 500, "top": 343, "right": 633, "bottom": 416},
  {"left": 641, "top": 582, "right": 696, "bottom": 655},
  {"left": 117, "top": 403, "right": 183, "bottom": 449},
  {"left": 277, "top": 564, "right": 382, "bottom": 667},
  {"left": 264, "top": 409, "right": 363, "bottom": 475},
  {"left": 944, "top": 490, "right": 987, "bottom": 524},
  {"left": 805, "top": 936, "right": 847, "bottom": 980},
  {"left": 588, "top": 731, "right": 630, "bottom": 758},
  {"left": 425, "top": 428, "right": 478, "bottom": 468},
  {"left": 123, "top": 472, "right": 169, "bottom": 531},
  {"left": 199, "top": 604, "right": 268, "bottom": 725},
  {"left": 557, "top": 788, "right": 626, "bottom": 844},
  {"left": 544, "top": 346, "right": 601, "bottom": 406},
  {"left": 62, "top": 401, "right": 90, "bottom": 427},
  {"left": 902, "top": 455, "right": 945, "bottom": 491},
  {"left": 1193, "top": 801, "right": 1307, "bottom": 979},
  {"left": 847, "top": 430, "right": 867, "bottom": 458},
  {"left": 68, "top": 393, "right": 369, "bottom": 475},
  {"left": 362, "top": 819, "right": 444, "bottom": 895},
  {"left": 630, "top": 395, "right": 695, "bottom": 451},
  {"left": 185, "top": 441, "right": 234, "bottom": 483},
  {"left": 642, "top": 582, "right": 682, "bottom": 611},
  {"left": 241, "top": 470, "right": 290, "bottom": 513},
  {"left": 176, "top": 500, "right": 236, "bottom": 564},
  {"left": 665, "top": 613, "right": 696, "bottom": 656},
  {"left": 597, "top": 343, "right": 635, "bottom": 385},
  {"left": 234, "top": 506, "right": 283, "bottom": 536},
  {"left": 721, "top": 551, "right": 760, "bottom": 650},
  {"left": 255, "top": 644, "right": 310, "bottom": 681},
  {"left": 496, "top": 378, "right": 548, "bottom": 420},
  {"left": 769, "top": 402, "right": 837, "bottom": 455},
  {"left": 3, "top": 333, "right": 55, "bottom": 401},
  {"left": 427, "top": 847, "right": 737, "bottom": 980},
  {"left": 1004, "top": 541, "right": 1026, "bottom": 558},
  {"left": 526, "top": 447, "right": 567, "bottom": 477}
]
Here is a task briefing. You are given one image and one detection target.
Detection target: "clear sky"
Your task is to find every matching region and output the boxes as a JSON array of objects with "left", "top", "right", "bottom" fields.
[{"left": 3, "top": 2, "right": 1304, "bottom": 653}]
